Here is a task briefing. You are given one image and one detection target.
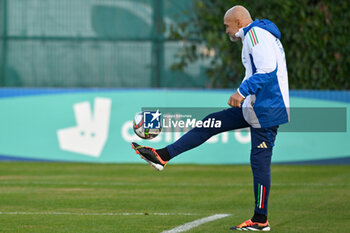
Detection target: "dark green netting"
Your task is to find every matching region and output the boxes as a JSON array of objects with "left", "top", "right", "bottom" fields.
[{"left": 1, "top": 0, "right": 209, "bottom": 88}]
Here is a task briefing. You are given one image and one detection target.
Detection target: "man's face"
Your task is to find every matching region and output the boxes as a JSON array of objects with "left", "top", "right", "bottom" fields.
[{"left": 224, "top": 17, "right": 240, "bottom": 42}]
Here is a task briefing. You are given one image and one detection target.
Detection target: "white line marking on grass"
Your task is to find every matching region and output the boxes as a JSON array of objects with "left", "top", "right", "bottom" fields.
[
  {"left": 161, "top": 214, "right": 230, "bottom": 233},
  {"left": 0, "top": 212, "right": 200, "bottom": 216},
  {"left": 0, "top": 181, "right": 348, "bottom": 187}
]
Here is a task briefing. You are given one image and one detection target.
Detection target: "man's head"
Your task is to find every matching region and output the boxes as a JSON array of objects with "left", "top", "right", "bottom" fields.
[{"left": 224, "top": 5, "right": 253, "bottom": 42}]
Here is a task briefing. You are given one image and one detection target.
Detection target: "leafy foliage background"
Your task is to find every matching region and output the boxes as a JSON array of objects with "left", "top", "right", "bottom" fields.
[{"left": 169, "top": 0, "right": 349, "bottom": 89}]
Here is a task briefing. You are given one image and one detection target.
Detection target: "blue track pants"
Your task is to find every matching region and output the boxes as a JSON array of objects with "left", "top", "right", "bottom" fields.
[{"left": 166, "top": 107, "right": 278, "bottom": 215}]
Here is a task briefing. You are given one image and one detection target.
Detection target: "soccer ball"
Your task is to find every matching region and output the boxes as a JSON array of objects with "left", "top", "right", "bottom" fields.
[{"left": 133, "top": 112, "right": 162, "bottom": 140}]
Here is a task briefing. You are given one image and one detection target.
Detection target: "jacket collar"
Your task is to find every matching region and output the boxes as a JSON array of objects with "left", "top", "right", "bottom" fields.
[{"left": 235, "top": 22, "right": 252, "bottom": 40}]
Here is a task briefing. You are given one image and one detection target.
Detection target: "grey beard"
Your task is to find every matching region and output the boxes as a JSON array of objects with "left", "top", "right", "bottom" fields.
[{"left": 230, "top": 35, "right": 239, "bottom": 42}]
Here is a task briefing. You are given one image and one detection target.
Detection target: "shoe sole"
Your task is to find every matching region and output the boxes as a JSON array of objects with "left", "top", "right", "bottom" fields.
[
  {"left": 140, "top": 155, "right": 164, "bottom": 171},
  {"left": 233, "top": 226, "right": 270, "bottom": 231},
  {"left": 131, "top": 143, "right": 164, "bottom": 171},
  {"left": 239, "top": 227, "right": 270, "bottom": 231}
]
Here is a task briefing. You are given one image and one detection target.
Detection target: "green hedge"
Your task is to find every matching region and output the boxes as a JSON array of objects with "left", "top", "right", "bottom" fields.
[{"left": 169, "top": 0, "right": 349, "bottom": 89}]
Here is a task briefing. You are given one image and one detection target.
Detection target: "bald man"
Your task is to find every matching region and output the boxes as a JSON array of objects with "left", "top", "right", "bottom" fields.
[{"left": 132, "top": 5, "right": 289, "bottom": 231}]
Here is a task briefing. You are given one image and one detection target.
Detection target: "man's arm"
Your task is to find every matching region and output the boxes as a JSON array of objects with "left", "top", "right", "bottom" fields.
[{"left": 238, "top": 28, "right": 277, "bottom": 98}]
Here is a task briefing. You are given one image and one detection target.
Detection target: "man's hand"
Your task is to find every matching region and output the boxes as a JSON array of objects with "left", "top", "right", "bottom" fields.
[{"left": 228, "top": 92, "right": 245, "bottom": 108}]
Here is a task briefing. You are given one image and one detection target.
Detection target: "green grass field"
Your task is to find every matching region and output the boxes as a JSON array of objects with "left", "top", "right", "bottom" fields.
[{"left": 0, "top": 162, "right": 349, "bottom": 233}]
